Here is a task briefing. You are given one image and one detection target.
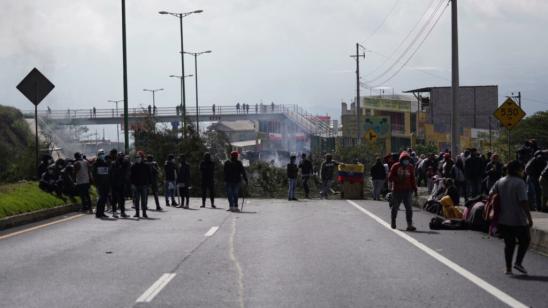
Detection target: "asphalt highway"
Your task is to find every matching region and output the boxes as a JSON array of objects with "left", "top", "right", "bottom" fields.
[{"left": 1, "top": 197, "right": 547, "bottom": 307}]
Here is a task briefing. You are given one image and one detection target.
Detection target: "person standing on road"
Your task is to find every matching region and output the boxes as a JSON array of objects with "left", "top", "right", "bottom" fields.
[
  {"left": 525, "top": 150, "right": 547, "bottom": 211},
  {"left": 110, "top": 153, "right": 129, "bottom": 218},
  {"left": 224, "top": 151, "right": 248, "bottom": 212},
  {"left": 146, "top": 155, "right": 162, "bottom": 211},
  {"left": 464, "top": 148, "right": 484, "bottom": 200},
  {"left": 287, "top": 155, "right": 298, "bottom": 201},
  {"left": 177, "top": 155, "right": 191, "bottom": 209},
  {"left": 164, "top": 154, "right": 178, "bottom": 207},
  {"left": 319, "top": 154, "right": 337, "bottom": 199},
  {"left": 200, "top": 152, "right": 216, "bottom": 208},
  {"left": 92, "top": 149, "right": 110, "bottom": 219},
  {"left": 298, "top": 153, "right": 313, "bottom": 198},
  {"left": 491, "top": 160, "right": 533, "bottom": 275},
  {"left": 73, "top": 152, "right": 93, "bottom": 213},
  {"left": 370, "top": 157, "right": 387, "bottom": 201},
  {"left": 540, "top": 162, "right": 548, "bottom": 212},
  {"left": 388, "top": 151, "right": 418, "bottom": 231},
  {"left": 131, "top": 151, "right": 151, "bottom": 218}
]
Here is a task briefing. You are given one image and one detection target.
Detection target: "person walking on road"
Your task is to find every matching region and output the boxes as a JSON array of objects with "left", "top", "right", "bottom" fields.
[
  {"left": 177, "top": 155, "right": 191, "bottom": 209},
  {"left": 320, "top": 154, "right": 337, "bottom": 199},
  {"left": 200, "top": 153, "right": 216, "bottom": 208},
  {"left": 388, "top": 151, "right": 418, "bottom": 231},
  {"left": 147, "top": 155, "right": 162, "bottom": 211},
  {"left": 370, "top": 157, "right": 387, "bottom": 201},
  {"left": 110, "top": 153, "right": 129, "bottom": 218},
  {"left": 92, "top": 149, "right": 110, "bottom": 219},
  {"left": 131, "top": 151, "right": 152, "bottom": 218},
  {"left": 73, "top": 152, "right": 93, "bottom": 213},
  {"left": 287, "top": 155, "right": 298, "bottom": 201},
  {"left": 164, "top": 154, "right": 178, "bottom": 207},
  {"left": 224, "top": 151, "right": 248, "bottom": 212},
  {"left": 490, "top": 160, "right": 533, "bottom": 275},
  {"left": 298, "top": 153, "right": 313, "bottom": 198}
]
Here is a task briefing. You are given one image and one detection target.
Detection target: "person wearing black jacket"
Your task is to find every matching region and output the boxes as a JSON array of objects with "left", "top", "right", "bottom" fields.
[
  {"left": 525, "top": 150, "right": 547, "bottom": 211},
  {"left": 485, "top": 154, "right": 503, "bottom": 192},
  {"left": 370, "top": 157, "right": 387, "bottom": 201},
  {"left": 92, "top": 149, "right": 110, "bottom": 218},
  {"left": 177, "top": 155, "right": 191, "bottom": 209},
  {"left": 224, "top": 151, "right": 248, "bottom": 212},
  {"left": 287, "top": 155, "right": 299, "bottom": 201},
  {"left": 110, "top": 153, "right": 129, "bottom": 218},
  {"left": 464, "top": 149, "right": 484, "bottom": 200},
  {"left": 200, "top": 152, "right": 216, "bottom": 208},
  {"left": 131, "top": 151, "right": 152, "bottom": 218},
  {"left": 147, "top": 155, "right": 162, "bottom": 211},
  {"left": 164, "top": 154, "right": 178, "bottom": 206},
  {"left": 298, "top": 153, "right": 313, "bottom": 198}
]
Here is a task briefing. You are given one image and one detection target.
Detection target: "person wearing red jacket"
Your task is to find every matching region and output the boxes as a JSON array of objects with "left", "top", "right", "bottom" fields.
[{"left": 388, "top": 151, "right": 418, "bottom": 231}]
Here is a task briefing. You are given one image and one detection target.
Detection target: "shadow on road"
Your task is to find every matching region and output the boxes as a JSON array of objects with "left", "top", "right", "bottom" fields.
[{"left": 511, "top": 275, "right": 548, "bottom": 282}]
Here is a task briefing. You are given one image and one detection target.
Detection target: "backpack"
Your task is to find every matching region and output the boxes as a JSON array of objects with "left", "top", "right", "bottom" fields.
[{"left": 423, "top": 200, "right": 443, "bottom": 216}]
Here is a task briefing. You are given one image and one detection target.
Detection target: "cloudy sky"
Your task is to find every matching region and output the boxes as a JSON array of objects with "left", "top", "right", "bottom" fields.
[{"left": 1, "top": 0, "right": 547, "bottom": 119}]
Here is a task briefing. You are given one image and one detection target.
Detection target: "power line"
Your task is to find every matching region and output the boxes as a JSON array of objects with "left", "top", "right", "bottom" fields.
[
  {"left": 365, "top": 0, "right": 444, "bottom": 82},
  {"left": 369, "top": 50, "right": 449, "bottom": 82},
  {"left": 369, "top": 1, "right": 450, "bottom": 87},
  {"left": 363, "top": 0, "right": 402, "bottom": 42}
]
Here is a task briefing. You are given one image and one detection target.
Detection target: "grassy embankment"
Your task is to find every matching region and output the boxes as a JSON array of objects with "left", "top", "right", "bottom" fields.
[{"left": 0, "top": 182, "right": 72, "bottom": 219}]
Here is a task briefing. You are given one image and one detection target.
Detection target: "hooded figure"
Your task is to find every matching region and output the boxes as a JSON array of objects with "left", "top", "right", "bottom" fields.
[
  {"left": 388, "top": 151, "right": 418, "bottom": 231},
  {"left": 200, "top": 152, "right": 216, "bottom": 208},
  {"left": 224, "top": 151, "right": 248, "bottom": 212},
  {"left": 92, "top": 149, "right": 110, "bottom": 218}
]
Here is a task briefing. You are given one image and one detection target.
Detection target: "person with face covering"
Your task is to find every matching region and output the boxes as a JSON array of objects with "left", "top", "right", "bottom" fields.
[
  {"left": 177, "top": 155, "right": 191, "bottom": 209},
  {"left": 146, "top": 155, "right": 162, "bottom": 211},
  {"left": 131, "top": 151, "right": 152, "bottom": 218},
  {"left": 200, "top": 152, "right": 216, "bottom": 208},
  {"left": 388, "top": 151, "right": 418, "bottom": 231},
  {"left": 92, "top": 149, "right": 110, "bottom": 218},
  {"left": 110, "top": 152, "right": 130, "bottom": 218},
  {"left": 164, "top": 154, "right": 178, "bottom": 207},
  {"left": 73, "top": 152, "right": 93, "bottom": 213},
  {"left": 224, "top": 151, "right": 248, "bottom": 212}
]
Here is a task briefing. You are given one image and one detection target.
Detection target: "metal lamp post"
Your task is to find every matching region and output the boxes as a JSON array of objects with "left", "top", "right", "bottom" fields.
[
  {"left": 159, "top": 9, "right": 203, "bottom": 138},
  {"left": 143, "top": 88, "right": 164, "bottom": 113},
  {"left": 184, "top": 50, "right": 211, "bottom": 133},
  {"left": 108, "top": 99, "right": 124, "bottom": 147}
]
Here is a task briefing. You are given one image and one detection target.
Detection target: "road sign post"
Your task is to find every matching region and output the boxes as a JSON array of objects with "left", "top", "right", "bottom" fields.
[
  {"left": 493, "top": 97, "right": 526, "bottom": 159},
  {"left": 16, "top": 68, "right": 55, "bottom": 177}
]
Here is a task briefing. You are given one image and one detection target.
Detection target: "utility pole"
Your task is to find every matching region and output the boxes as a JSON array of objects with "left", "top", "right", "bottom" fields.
[
  {"left": 121, "top": 0, "right": 129, "bottom": 153},
  {"left": 351, "top": 43, "right": 365, "bottom": 144},
  {"left": 450, "top": 0, "right": 460, "bottom": 157}
]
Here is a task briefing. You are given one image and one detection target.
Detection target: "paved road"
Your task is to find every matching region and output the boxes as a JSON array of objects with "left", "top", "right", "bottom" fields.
[{"left": 1, "top": 198, "right": 547, "bottom": 307}]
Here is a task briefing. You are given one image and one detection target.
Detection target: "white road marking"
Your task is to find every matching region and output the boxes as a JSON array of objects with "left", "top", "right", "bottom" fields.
[
  {"left": 229, "top": 218, "right": 245, "bottom": 308},
  {"left": 135, "top": 273, "right": 176, "bottom": 303},
  {"left": 347, "top": 200, "right": 528, "bottom": 308},
  {"left": 0, "top": 214, "right": 85, "bottom": 240},
  {"left": 205, "top": 226, "right": 219, "bottom": 237}
]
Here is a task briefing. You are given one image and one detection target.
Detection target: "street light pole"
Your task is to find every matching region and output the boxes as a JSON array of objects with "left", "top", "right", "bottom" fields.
[
  {"left": 450, "top": 0, "right": 460, "bottom": 157},
  {"left": 108, "top": 99, "right": 124, "bottom": 147},
  {"left": 143, "top": 88, "right": 164, "bottom": 111},
  {"left": 159, "top": 9, "right": 203, "bottom": 138},
  {"left": 184, "top": 50, "right": 212, "bottom": 134},
  {"left": 121, "top": 0, "right": 129, "bottom": 153}
]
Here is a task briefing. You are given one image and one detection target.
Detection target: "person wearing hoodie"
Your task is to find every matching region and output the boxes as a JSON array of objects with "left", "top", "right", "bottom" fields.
[
  {"left": 224, "top": 151, "right": 248, "bottom": 212},
  {"left": 525, "top": 150, "right": 547, "bottom": 211},
  {"left": 146, "top": 155, "right": 162, "bottom": 211},
  {"left": 287, "top": 154, "right": 299, "bottom": 201},
  {"left": 110, "top": 152, "right": 130, "bottom": 218},
  {"left": 177, "top": 155, "right": 191, "bottom": 209},
  {"left": 131, "top": 151, "right": 152, "bottom": 218},
  {"left": 164, "top": 154, "right": 178, "bottom": 207},
  {"left": 388, "top": 151, "right": 418, "bottom": 231},
  {"left": 200, "top": 152, "right": 216, "bottom": 208},
  {"left": 370, "top": 157, "right": 387, "bottom": 201},
  {"left": 92, "top": 149, "right": 110, "bottom": 218}
]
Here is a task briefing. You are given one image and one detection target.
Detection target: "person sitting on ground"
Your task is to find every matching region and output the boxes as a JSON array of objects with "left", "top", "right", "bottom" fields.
[
  {"left": 287, "top": 155, "right": 299, "bottom": 201},
  {"left": 439, "top": 178, "right": 463, "bottom": 219}
]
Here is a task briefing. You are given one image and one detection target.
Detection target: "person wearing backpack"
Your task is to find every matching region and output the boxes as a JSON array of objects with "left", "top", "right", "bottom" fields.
[
  {"left": 388, "top": 151, "right": 418, "bottom": 231},
  {"left": 490, "top": 160, "right": 533, "bottom": 275}
]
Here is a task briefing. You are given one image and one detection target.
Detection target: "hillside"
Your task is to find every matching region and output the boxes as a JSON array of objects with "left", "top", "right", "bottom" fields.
[{"left": 0, "top": 105, "right": 35, "bottom": 182}]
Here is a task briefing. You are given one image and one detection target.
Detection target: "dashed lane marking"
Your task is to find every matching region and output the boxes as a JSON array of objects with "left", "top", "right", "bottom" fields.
[
  {"left": 347, "top": 200, "right": 528, "bottom": 308},
  {"left": 205, "top": 226, "right": 219, "bottom": 237},
  {"left": 0, "top": 214, "right": 85, "bottom": 240},
  {"left": 135, "top": 273, "right": 176, "bottom": 303}
]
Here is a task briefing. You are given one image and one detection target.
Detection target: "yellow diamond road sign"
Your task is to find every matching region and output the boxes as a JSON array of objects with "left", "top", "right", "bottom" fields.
[
  {"left": 493, "top": 97, "right": 526, "bottom": 129},
  {"left": 364, "top": 128, "right": 378, "bottom": 142}
]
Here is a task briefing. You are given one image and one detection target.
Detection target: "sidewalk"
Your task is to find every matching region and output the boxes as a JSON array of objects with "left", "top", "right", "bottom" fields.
[{"left": 413, "top": 188, "right": 548, "bottom": 255}]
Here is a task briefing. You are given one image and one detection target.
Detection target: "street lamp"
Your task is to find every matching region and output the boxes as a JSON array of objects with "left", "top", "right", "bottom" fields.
[
  {"left": 184, "top": 50, "right": 211, "bottom": 133},
  {"left": 108, "top": 99, "right": 124, "bottom": 147},
  {"left": 159, "top": 9, "right": 203, "bottom": 138},
  {"left": 143, "top": 88, "right": 164, "bottom": 113}
]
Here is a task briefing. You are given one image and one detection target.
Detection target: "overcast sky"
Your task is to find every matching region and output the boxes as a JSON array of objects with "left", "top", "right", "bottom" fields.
[{"left": 1, "top": 0, "right": 547, "bottom": 119}]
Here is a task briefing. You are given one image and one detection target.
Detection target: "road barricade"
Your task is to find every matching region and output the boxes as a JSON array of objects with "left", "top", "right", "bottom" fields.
[{"left": 337, "top": 163, "right": 364, "bottom": 199}]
